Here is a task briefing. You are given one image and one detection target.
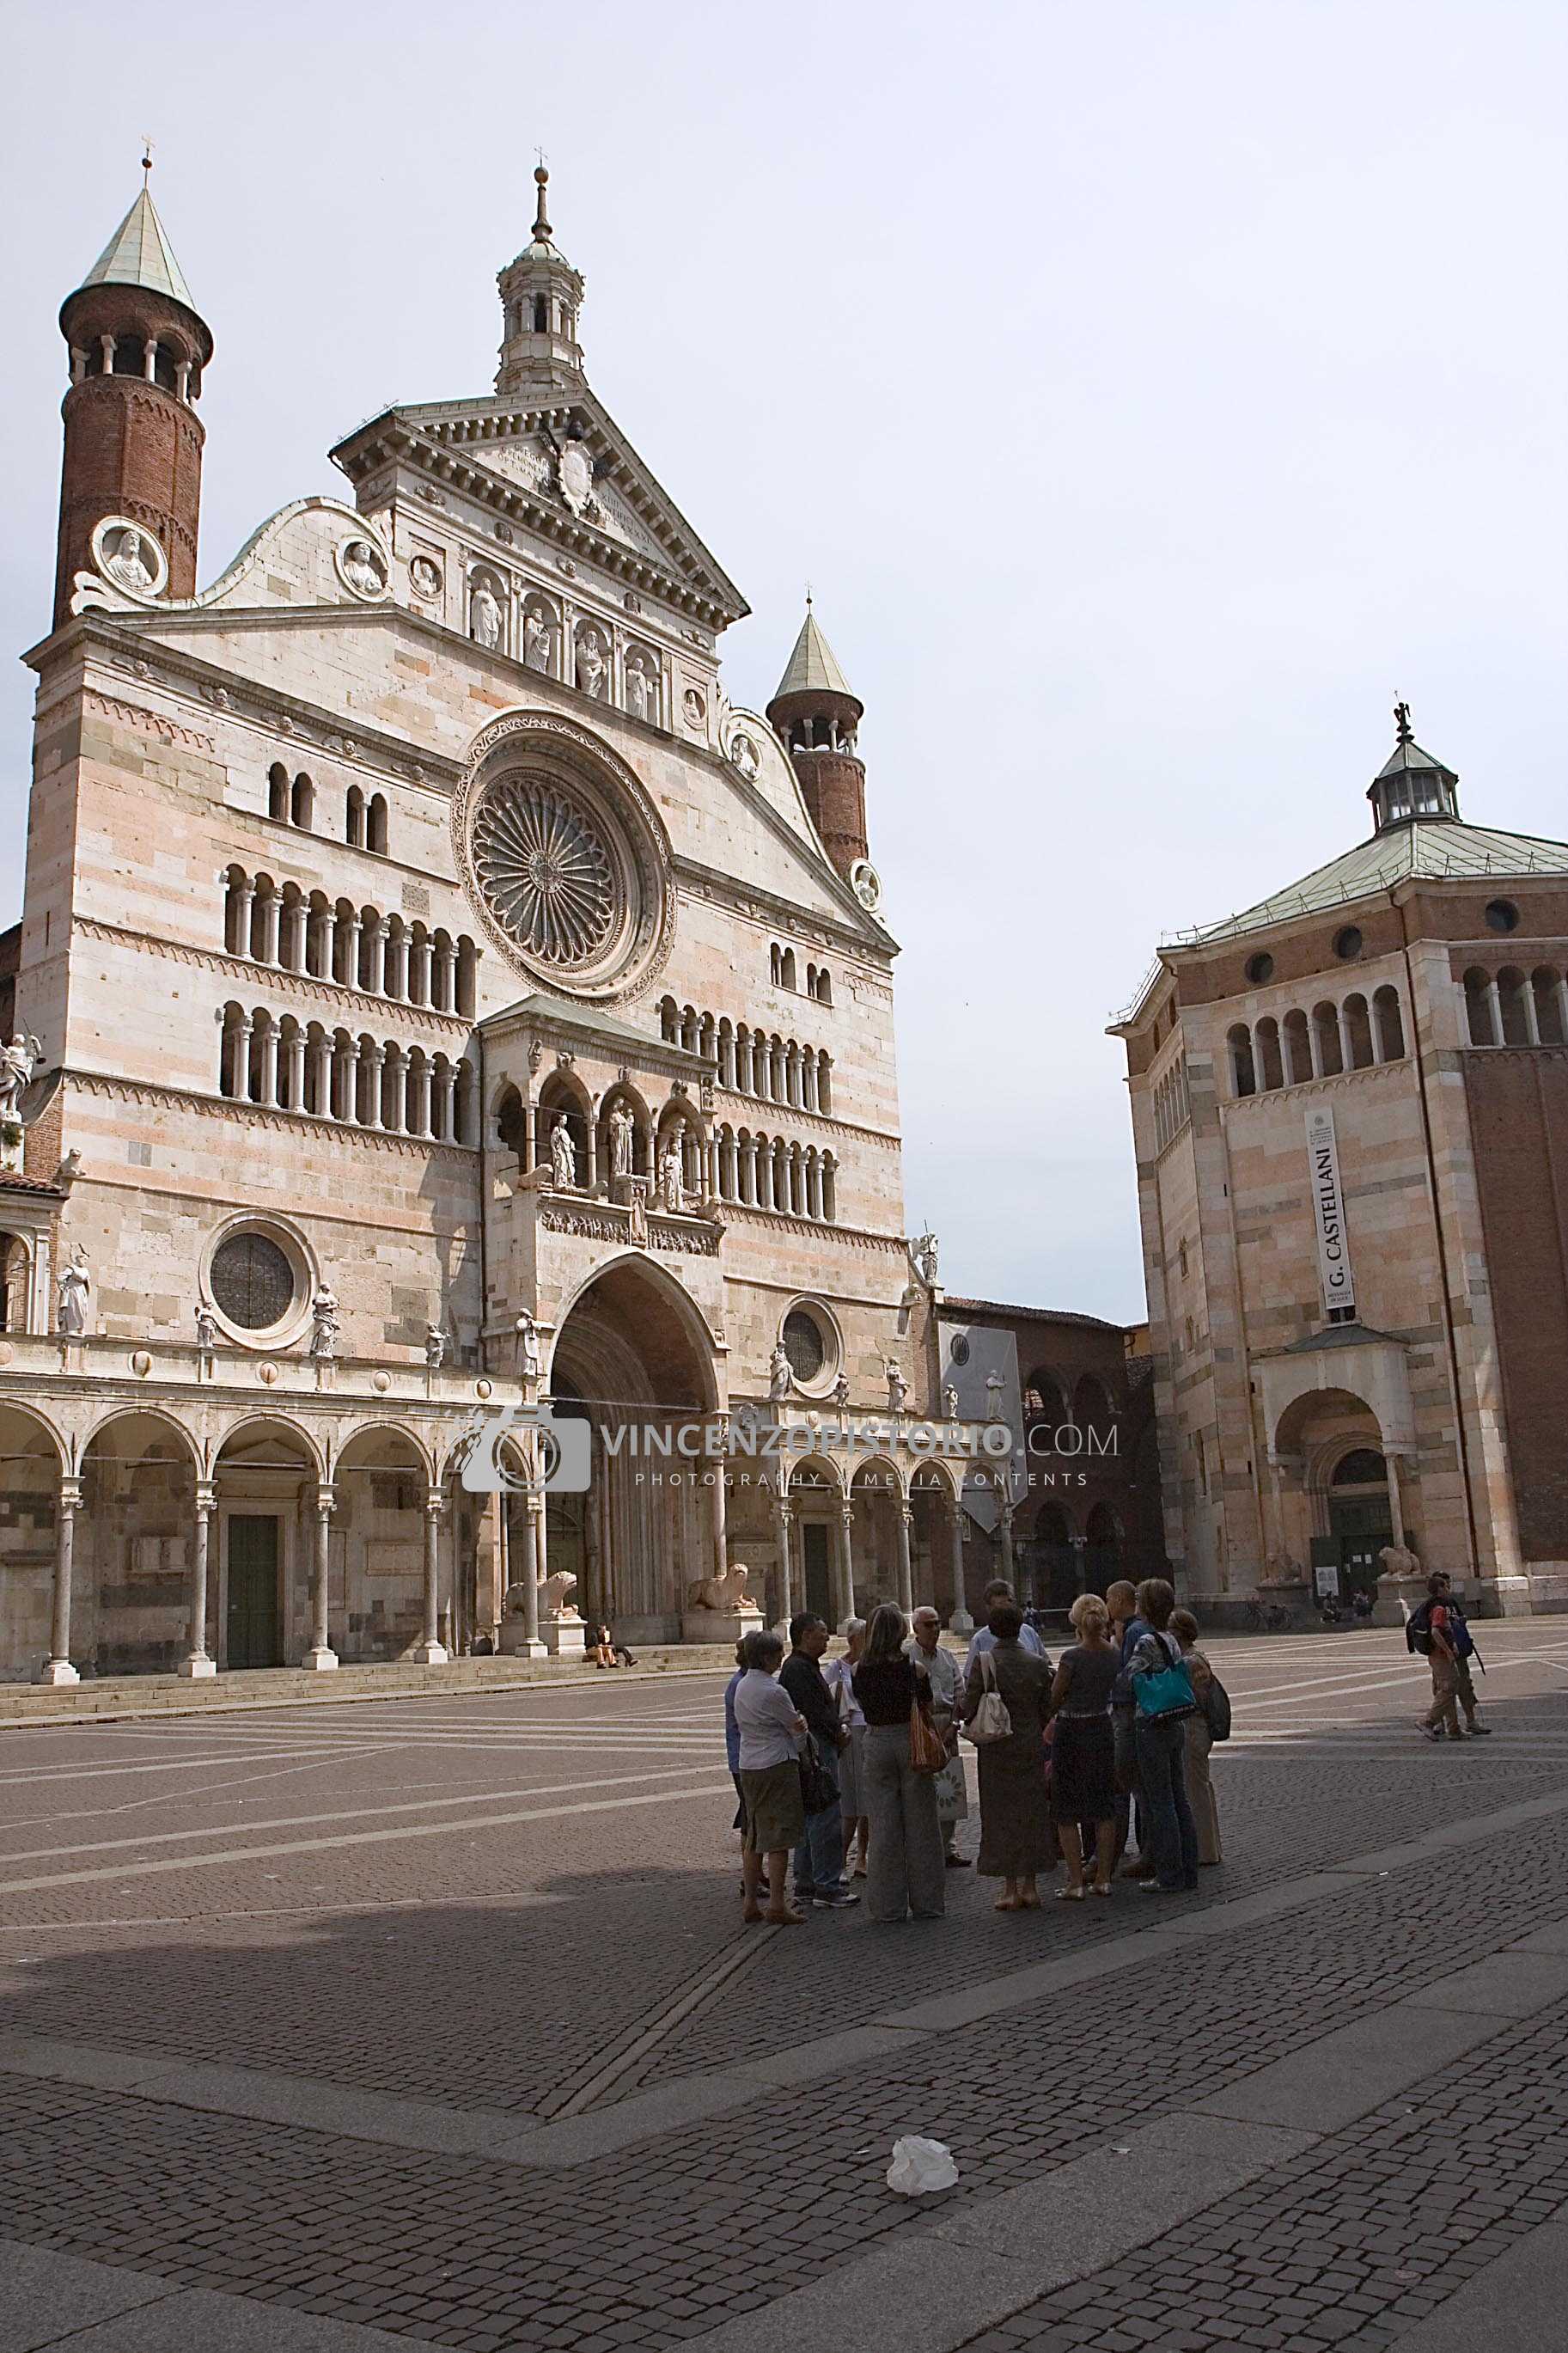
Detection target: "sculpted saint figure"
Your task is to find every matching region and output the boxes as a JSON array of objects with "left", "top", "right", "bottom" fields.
[
  {"left": 106, "top": 527, "right": 155, "bottom": 591},
  {"left": 195, "top": 1302, "right": 219, "bottom": 1352},
  {"left": 607, "top": 1103, "right": 636, "bottom": 1180},
  {"left": 658, "top": 1121, "right": 686, "bottom": 1214},
  {"left": 549, "top": 1114, "right": 577, "bottom": 1190},
  {"left": 768, "top": 1341, "right": 793, "bottom": 1402},
  {"left": 576, "top": 627, "right": 607, "bottom": 698},
  {"left": 57, "top": 1247, "right": 92, "bottom": 1336},
  {"left": 342, "top": 539, "right": 385, "bottom": 596},
  {"left": 523, "top": 608, "right": 552, "bottom": 672},
  {"left": 470, "top": 585, "right": 502, "bottom": 650},
  {"left": 424, "top": 1323, "right": 447, "bottom": 1370},
  {"left": 516, "top": 1311, "right": 541, "bottom": 1382},
  {"left": 625, "top": 657, "right": 652, "bottom": 722},
  {"left": 886, "top": 1360, "right": 910, "bottom": 1415},
  {"left": 943, "top": 1383, "right": 959, "bottom": 1420},
  {"left": 309, "top": 1287, "right": 340, "bottom": 1359},
  {"left": 0, "top": 1032, "right": 41, "bottom": 1123}
]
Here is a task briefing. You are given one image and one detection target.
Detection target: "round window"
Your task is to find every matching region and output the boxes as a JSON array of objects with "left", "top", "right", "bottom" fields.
[
  {"left": 949, "top": 1333, "right": 970, "bottom": 1366},
  {"left": 210, "top": 1232, "right": 297, "bottom": 1330},
  {"left": 1485, "top": 898, "right": 1520, "bottom": 935},
  {"left": 1245, "top": 952, "right": 1275, "bottom": 986},
  {"left": 782, "top": 1309, "right": 825, "bottom": 1384},
  {"left": 1333, "top": 926, "right": 1364, "bottom": 961}
]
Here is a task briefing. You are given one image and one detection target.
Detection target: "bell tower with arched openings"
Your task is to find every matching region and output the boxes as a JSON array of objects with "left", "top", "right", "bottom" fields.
[
  {"left": 53, "top": 156, "right": 213, "bottom": 628},
  {"left": 496, "top": 165, "right": 587, "bottom": 397},
  {"left": 766, "top": 599, "right": 868, "bottom": 881}
]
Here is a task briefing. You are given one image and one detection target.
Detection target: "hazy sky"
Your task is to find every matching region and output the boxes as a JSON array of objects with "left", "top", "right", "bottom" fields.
[{"left": 3, "top": 2, "right": 1565, "bottom": 1323}]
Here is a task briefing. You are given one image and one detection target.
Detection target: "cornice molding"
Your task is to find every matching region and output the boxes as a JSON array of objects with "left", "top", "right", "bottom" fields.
[
  {"left": 710, "top": 1088, "right": 899, "bottom": 1150},
  {"left": 720, "top": 1203, "right": 906, "bottom": 1255},
  {"left": 70, "top": 918, "right": 475, "bottom": 1039}
]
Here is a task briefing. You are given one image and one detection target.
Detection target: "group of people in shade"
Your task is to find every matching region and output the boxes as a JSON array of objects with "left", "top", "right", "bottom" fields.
[{"left": 723, "top": 1575, "right": 1223, "bottom": 1924}]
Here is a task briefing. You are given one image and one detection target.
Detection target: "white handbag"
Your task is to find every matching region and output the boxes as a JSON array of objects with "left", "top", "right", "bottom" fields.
[{"left": 967, "top": 1648, "right": 1013, "bottom": 1744}]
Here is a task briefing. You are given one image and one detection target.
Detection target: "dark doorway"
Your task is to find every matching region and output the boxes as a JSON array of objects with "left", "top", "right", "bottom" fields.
[
  {"left": 802, "top": 1522, "right": 831, "bottom": 1623},
  {"left": 1329, "top": 1495, "right": 1391, "bottom": 1594},
  {"left": 226, "top": 1514, "right": 281, "bottom": 1668}
]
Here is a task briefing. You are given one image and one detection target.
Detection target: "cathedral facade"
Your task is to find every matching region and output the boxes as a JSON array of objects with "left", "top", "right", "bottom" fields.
[{"left": 0, "top": 168, "right": 976, "bottom": 1682}]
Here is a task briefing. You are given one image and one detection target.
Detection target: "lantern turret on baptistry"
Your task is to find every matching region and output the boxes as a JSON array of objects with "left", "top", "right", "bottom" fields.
[
  {"left": 766, "top": 600, "right": 868, "bottom": 880},
  {"left": 53, "top": 157, "right": 212, "bottom": 628}
]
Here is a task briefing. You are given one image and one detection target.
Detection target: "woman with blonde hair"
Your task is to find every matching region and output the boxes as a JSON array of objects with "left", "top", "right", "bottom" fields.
[{"left": 1047, "top": 1592, "right": 1120, "bottom": 1897}]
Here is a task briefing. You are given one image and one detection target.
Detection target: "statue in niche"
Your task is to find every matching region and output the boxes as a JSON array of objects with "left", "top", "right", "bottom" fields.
[
  {"left": 105, "top": 525, "right": 156, "bottom": 592},
  {"left": 523, "top": 607, "right": 553, "bottom": 673},
  {"left": 730, "top": 734, "right": 760, "bottom": 781},
  {"left": 657, "top": 1121, "right": 686, "bottom": 1214},
  {"left": 424, "top": 1323, "right": 448, "bottom": 1370},
  {"left": 985, "top": 1370, "right": 1006, "bottom": 1421},
  {"left": 625, "top": 657, "right": 653, "bottom": 723},
  {"left": 408, "top": 555, "right": 442, "bottom": 600},
  {"left": 886, "top": 1359, "right": 910, "bottom": 1415},
  {"left": 341, "top": 540, "right": 386, "bottom": 597},
  {"left": 194, "top": 1302, "right": 219, "bottom": 1352},
  {"left": 607, "top": 1103, "right": 636, "bottom": 1180},
  {"left": 576, "top": 626, "right": 607, "bottom": 699},
  {"left": 309, "top": 1287, "right": 340, "bottom": 1359},
  {"left": 627, "top": 1180, "right": 649, "bottom": 1245},
  {"left": 0, "top": 1032, "right": 42, "bottom": 1123},
  {"left": 516, "top": 1311, "right": 541, "bottom": 1382},
  {"left": 470, "top": 584, "right": 502, "bottom": 650},
  {"left": 56, "top": 1247, "right": 92, "bottom": 1336},
  {"left": 768, "top": 1342, "right": 793, "bottom": 1402},
  {"left": 548, "top": 1114, "right": 577, "bottom": 1190}
]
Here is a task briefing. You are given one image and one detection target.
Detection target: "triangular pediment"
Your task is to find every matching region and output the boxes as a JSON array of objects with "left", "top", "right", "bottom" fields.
[{"left": 331, "top": 387, "right": 748, "bottom": 629}]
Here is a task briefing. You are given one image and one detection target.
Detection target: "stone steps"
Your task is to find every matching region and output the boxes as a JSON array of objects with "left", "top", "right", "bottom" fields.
[{"left": 0, "top": 1646, "right": 742, "bottom": 1727}]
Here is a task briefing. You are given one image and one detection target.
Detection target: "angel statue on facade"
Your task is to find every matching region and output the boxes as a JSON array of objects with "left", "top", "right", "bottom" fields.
[{"left": 0, "top": 1032, "right": 42, "bottom": 1125}]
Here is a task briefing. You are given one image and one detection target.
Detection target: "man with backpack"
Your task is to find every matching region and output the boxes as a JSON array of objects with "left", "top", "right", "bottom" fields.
[{"left": 1410, "top": 1570, "right": 1491, "bottom": 1741}]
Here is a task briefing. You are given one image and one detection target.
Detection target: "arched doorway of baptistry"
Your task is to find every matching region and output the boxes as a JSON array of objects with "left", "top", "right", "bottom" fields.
[
  {"left": 212, "top": 1419, "right": 320, "bottom": 1669},
  {"left": 1272, "top": 1387, "right": 1394, "bottom": 1604},
  {"left": 333, "top": 1426, "right": 434, "bottom": 1661},
  {"left": 78, "top": 1411, "right": 201, "bottom": 1674},
  {"left": 547, "top": 1255, "right": 718, "bottom": 1642}
]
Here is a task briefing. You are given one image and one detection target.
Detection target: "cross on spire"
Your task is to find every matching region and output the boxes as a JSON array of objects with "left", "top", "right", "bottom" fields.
[{"left": 140, "top": 137, "right": 155, "bottom": 177}]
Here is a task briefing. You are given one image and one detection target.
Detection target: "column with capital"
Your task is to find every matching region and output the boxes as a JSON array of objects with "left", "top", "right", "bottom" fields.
[
  {"left": 833, "top": 1500, "right": 855, "bottom": 1633},
  {"left": 895, "top": 1497, "right": 915, "bottom": 1615},
  {"left": 998, "top": 1494, "right": 1016, "bottom": 1586},
  {"left": 178, "top": 1479, "right": 218, "bottom": 1677},
  {"left": 772, "top": 1489, "right": 795, "bottom": 1626},
  {"left": 303, "top": 1484, "right": 339, "bottom": 1669},
  {"left": 411, "top": 1488, "right": 450, "bottom": 1663},
  {"left": 38, "top": 1477, "right": 82, "bottom": 1685},
  {"left": 947, "top": 1494, "right": 973, "bottom": 1634},
  {"left": 524, "top": 1490, "right": 545, "bottom": 1647},
  {"left": 711, "top": 1461, "right": 729, "bottom": 1584}
]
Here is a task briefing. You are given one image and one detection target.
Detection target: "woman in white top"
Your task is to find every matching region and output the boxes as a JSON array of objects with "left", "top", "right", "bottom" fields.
[
  {"left": 733, "top": 1629, "right": 809, "bottom": 1924},
  {"left": 824, "top": 1617, "right": 869, "bottom": 1879}
]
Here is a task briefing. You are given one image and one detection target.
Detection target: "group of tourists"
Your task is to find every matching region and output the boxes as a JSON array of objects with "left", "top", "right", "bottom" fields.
[{"left": 723, "top": 1574, "right": 1228, "bottom": 1926}]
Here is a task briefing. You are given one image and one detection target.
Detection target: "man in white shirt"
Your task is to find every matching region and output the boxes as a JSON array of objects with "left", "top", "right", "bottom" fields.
[{"left": 964, "top": 1580, "right": 1048, "bottom": 1672}]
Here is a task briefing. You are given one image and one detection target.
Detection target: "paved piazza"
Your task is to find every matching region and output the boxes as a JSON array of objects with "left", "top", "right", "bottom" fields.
[{"left": 2, "top": 1625, "right": 1567, "bottom": 2352}]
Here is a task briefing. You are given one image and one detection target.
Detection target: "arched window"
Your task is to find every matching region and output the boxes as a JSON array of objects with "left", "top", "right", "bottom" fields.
[
  {"left": 367, "top": 794, "right": 388, "bottom": 855},
  {"left": 1023, "top": 1370, "right": 1067, "bottom": 1426},
  {"left": 1373, "top": 984, "right": 1406, "bottom": 1061},
  {"left": 1283, "top": 1008, "right": 1313, "bottom": 1085},
  {"left": 533, "top": 295, "right": 548, "bottom": 333},
  {"left": 1331, "top": 1447, "right": 1385, "bottom": 1487},
  {"left": 290, "top": 773, "right": 314, "bottom": 829},
  {"left": 780, "top": 948, "right": 797, "bottom": 990},
  {"left": 770, "top": 944, "right": 782, "bottom": 986},
  {"left": 1312, "top": 1001, "right": 1345, "bottom": 1077},
  {"left": 815, "top": 967, "right": 832, "bottom": 1005},
  {"left": 346, "top": 785, "right": 365, "bottom": 848},
  {"left": 1255, "top": 1017, "right": 1284, "bottom": 1092},
  {"left": 1344, "top": 993, "right": 1375, "bottom": 1069},
  {"left": 1533, "top": 967, "right": 1566, "bottom": 1046},
  {"left": 268, "top": 763, "right": 290, "bottom": 822},
  {"left": 1229, "top": 1024, "right": 1256, "bottom": 1097},
  {"left": 1497, "top": 968, "right": 1531, "bottom": 1047}
]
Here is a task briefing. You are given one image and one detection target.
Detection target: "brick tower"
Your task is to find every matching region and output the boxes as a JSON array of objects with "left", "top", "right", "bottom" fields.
[
  {"left": 766, "top": 601, "right": 868, "bottom": 880},
  {"left": 53, "top": 159, "right": 212, "bottom": 627}
]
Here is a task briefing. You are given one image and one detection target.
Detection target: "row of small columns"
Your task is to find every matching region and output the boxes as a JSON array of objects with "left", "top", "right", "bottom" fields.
[
  {"left": 1471, "top": 970, "right": 1568, "bottom": 1047},
  {"left": 70, "top": 335, "right": 195, "bottom": 399},
  {"left": 229, "top": 878, "right": 468, "bottom": 1011},
  {"left": 717, "top": 1134, "right": 836, "bottom": 1219},
  {"left": 222, "top": 1016, "right": 476, "bottom": 1140},
  {"left": 771, "top": 1490, "right": 967, "bottom": 1626},
  {"left": 39, "top": 1481, "right": 449, "bottom": 1685}
]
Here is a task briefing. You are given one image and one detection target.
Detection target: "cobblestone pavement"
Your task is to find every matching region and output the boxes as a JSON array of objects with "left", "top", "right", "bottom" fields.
[{"left": 1, "top": 1625, "right": 1565, "bottom": 2351}]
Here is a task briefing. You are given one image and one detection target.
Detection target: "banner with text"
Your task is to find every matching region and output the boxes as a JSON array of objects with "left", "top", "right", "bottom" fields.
[{"left": 1305, "top": 1103, "right": 1355, "bottom": 1317}]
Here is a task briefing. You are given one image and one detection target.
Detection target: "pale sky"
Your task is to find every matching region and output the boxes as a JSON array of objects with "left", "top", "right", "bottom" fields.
[{"left": 3, "top": 2, "right": 1565, "bottom": 1324}]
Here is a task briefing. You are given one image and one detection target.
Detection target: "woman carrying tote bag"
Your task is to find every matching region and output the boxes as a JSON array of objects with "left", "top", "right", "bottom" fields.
[
  {"left": 851, "top": 1604, "right": 946, "bottom": 1924},
  {"left": 961, "top": 1601, "right": 1054, "bottom": 1911}
]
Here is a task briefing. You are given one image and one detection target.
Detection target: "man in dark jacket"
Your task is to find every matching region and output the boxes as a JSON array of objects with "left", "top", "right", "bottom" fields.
[{"left": 781, "top": 1614, "right": 858, "bottom": 1908}]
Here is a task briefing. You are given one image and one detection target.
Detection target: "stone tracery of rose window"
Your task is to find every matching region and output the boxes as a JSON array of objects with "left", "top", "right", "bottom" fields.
[{"left": 472, "top": 776, "right": 619, "bottom": 969}]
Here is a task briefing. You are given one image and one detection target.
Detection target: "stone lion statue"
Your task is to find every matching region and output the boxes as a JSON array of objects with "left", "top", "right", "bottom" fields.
[
  {"left": 686, "top": 1564, "right": 754, "bottom": 1614},
  {"left": 1378, "top": 1542, "right": 1421, "bottom": 1580},
  {"left": 540, "top": 1569, "right": 580, "bottom": 1616}
]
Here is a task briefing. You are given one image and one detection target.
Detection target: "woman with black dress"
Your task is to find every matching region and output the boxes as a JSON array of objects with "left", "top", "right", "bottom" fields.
[
  {"left": 1048, "top": 1593, "right": 1120, "bottom": 1898},
  {"left": 851, "top": 1604, "right": 946, "bottom": 1923}
]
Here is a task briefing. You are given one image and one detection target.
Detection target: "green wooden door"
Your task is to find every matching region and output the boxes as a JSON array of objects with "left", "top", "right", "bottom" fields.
[
  {"left": 226, "top": 1514, "right": 280, "bottom": 1669},
  {"left": 803, "top": 1523, "right": 831, "bottom": 1622}
]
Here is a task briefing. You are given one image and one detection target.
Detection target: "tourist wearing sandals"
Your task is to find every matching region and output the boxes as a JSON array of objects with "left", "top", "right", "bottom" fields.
[
  {"left": 1047, "top": 1593, "right": 1120, "bottom": 1899},
  {"left": 733, "top": 1629, "right": 809, "bottom": 1924},
  {"left": 961, "top": 1600, "right": 1054, "bottom": 1910}
]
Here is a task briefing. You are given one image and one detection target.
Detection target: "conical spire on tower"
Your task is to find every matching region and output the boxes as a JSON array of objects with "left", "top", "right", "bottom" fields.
[
  {"left": 766, "top": 597, "right": 869, "bottom": 880},
  {"left": 52, "top": 156, "right": 214, "bottom": 626},
  {"left": 496, "top": 161, "right": 587, "bottom": 396}
]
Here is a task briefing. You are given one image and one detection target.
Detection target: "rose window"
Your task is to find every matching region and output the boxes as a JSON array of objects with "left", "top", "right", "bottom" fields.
[{"left": 472, "top": 779, "right": 617, "bottom": 967}]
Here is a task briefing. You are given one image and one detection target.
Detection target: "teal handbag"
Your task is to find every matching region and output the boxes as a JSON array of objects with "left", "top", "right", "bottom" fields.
[{"left": 1132, "top": 1632, "right": 1197, "bottom": 1720}]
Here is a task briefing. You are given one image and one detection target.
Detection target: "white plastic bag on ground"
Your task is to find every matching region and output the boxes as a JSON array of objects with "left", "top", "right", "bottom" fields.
[{"left": 886, "top": 2134, "right": 958, "bottom": 2194}]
